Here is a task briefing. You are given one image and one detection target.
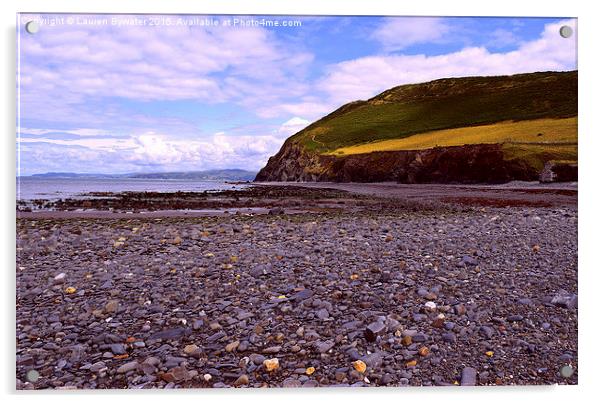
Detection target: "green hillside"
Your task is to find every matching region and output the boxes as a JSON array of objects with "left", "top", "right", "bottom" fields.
[{"left": 289, "top": 71, "right": 577, "bottom": 154}]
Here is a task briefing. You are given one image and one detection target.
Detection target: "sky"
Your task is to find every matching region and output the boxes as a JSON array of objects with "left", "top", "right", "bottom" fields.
[{"left": 17, "top": 14, "right": 577, "bottom": 175}]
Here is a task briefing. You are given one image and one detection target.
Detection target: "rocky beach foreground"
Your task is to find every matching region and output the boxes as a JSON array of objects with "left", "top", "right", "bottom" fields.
[{"left": 16, "top": 184, "right": 578, "bottom": 389}]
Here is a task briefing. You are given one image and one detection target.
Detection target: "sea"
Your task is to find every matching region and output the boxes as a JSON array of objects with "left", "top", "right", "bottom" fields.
[{"left": 16, "top": 177, "right": 249, "bottom": 201}]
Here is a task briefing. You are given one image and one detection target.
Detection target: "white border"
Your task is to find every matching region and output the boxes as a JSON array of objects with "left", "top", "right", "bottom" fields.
[{"left": 3, "top": 1, "right": 600, "bottom": 402}]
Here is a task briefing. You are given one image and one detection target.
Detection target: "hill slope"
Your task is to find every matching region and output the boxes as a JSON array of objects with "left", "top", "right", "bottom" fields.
[{"left": 256, "top": 71, "right": 577, "bottom": 183}]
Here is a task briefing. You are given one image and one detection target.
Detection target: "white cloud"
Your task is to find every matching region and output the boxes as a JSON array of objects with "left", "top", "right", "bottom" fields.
[
  {"left": 19, "top": 14, "right": 314, "bottom": 120},
  {"left": 131, "top": 133, "right": 188, "bottom": 165},
  {"left": 315, "top": 19, "right": 576, "bottom": 106},
  {"left": 18, "top": 128, "right": 55, "bottom": 136},
  {"left": 125, "top": 131, "right": 286, "bottom": 170},
  {"left": 276, "top": 117, "right": 311, "bottom": 137},
  {"left": 257, "top": 99, "right": 334, "bottom": 120},
  {"left": 18, "top": 136, "right": 137, "bottom": 151},
  {"left": 486, "top": 28, "right": 521, "bottom": 49},
  {"left": 18, "top": 127, "right": 112, "bottom": 137},
  {"left": 371, "top": 17, "right": 451, "bottom": 51},
  {"left": 18, "top": 116, "right": 309, "bottom": 172}
]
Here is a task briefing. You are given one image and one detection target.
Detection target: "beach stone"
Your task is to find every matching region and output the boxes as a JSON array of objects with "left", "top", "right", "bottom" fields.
[
  {"left": 317, "top": 308, "right": 329, "bottom": 320},
  {"left": 292, "top": 289, "right": 313, "bottom": 301},
  {"left": 454, "top": 304, "right": 467, "bottom": 315},
  {"left": 551, "top": 292, "right": 578, "bottom": 309},
  {"left": 184, "top": 344, "right": 202, "bottom": 357},
  {"left": 282, "top": 378, "right": 302, "bottom": 388},
  {"left": 250, "top": 266, "right": 267, "bottom": 277},
  {"left": 365, "top": 321, "right": 386, "bottom": 342},
  {"left": 425, "top": 292, "right": 437, "bottom": 300},
  {"left": 249, "top": 354, "right": 266, "bottom": 366},
  {"left": 105, "top": 300, "right": 120, "bottom": 313},
  {"left": 413, "top": 333, "right": 428, "bottom": 343},
  {"left": 263, "top": 346, "right": 282, "bottom": 354},
  {"left": 53, "top": 273, "right": 66, "bottom": 284},
  {"left": 263, "top": 358, "right": 279, "bottom": 372},
  {"left": 461, "top": 367, "right": 477, "bottom": 386},
  {"left": 164, "top": 356, "right": 187, "bottom": 368},
  {"left": 237, "top": 311, "right": 254, "bottom": 321},
  {"left": 149, "top": 327, "right": 192, "bottom": 341},
  {"left": 480, "top": 326, "right": 495, "bottom": 339},
  {"left": 110, "top": 344, "right": 126, "bottom": 355},
  {"left": 225, "top": 340, "right": 240, "bottom": 353},
  {"left": 207, "top": 330, "right": 227, "bottom": 343},
  {"left": 89, "top": 362, "right": 107, "bottom": 373},
  {"left": 171, "top": 366, "right": 192, "bottom": 383},
  {"left": 140, "top": 363, "right": 157, "bottom": 375},
  {"left": 234, "top": 374, "right": 249, "bottom": 386},
  {"left": 508, "top": 315, "right": 524, "bottom": 322},
  {"left": 16, "top": 354, "right": 34, "bottom": 367},
  {"left": 314, "top": 340, "right": 335, "bottom": 353},
  {"left": 363, "top": 352, "right": 383, "bottom": 369},
  {"left": 68, "top": 345, "right": 86, "bottom": 363},
  {"left": 401, "top": 335, "right": 412, "bottom": 346},
  {"left": 442, "top": 333, "right": 457, "bottom": 343},
  {"left": 117, "top": 361, "right": 139, "bottom": 374}
]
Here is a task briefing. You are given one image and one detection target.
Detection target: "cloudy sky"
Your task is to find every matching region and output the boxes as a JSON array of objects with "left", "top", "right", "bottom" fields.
[{"left": 17, "top": 14, "right": 576, "bottom": 175}]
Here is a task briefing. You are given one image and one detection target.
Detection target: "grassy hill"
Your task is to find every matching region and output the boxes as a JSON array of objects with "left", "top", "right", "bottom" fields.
[
  {"left": 289, "top": 71, "right": 577, "bottom": 154},
  {"left": 328, "top": 117, "right": 576, "bottom": 154},
  {"left": 256, "top": 71, "right": 578, "bottom": 183}
]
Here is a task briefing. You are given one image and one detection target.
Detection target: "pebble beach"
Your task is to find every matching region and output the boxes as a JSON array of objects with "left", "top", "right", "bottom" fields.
[{"left": 16, "top": 183, "right": 578, "bottom": 389}]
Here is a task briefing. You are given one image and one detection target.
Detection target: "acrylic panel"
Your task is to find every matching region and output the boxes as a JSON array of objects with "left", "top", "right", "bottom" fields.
[{"left": 16, "top": 13, "right": 577, "bottom": 389}]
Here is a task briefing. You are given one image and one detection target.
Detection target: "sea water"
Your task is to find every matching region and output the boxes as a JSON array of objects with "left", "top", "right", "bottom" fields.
[{"left": 16, "top": 177, "right": 248, "bottom": 201}]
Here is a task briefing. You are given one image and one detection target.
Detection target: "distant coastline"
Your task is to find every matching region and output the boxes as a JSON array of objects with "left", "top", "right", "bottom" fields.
[{"left": 18, "top": 168, "right": 257, "bottom": 181}]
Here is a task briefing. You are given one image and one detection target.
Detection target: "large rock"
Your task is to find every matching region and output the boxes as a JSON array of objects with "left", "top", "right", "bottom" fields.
[
  {"left": 551, "top": 291, "right": 578, "bottom": 309},
  {"left": 256, "top": 143, "right": 540, "bottom": 184},
  {"left": 540, "top": 161, "right": 578, "bottom": 183}
]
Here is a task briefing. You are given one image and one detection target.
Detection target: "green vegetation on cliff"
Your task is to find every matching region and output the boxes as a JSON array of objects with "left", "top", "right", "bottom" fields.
[
  {"left": 289, "top": 71, "right": 577, "bottom": 154},
  {"left": 328, "top": 117, "right": 576, "bottom": 155},
  {"left": 256, "top": 71, "right": 577, "bottom": 183}
]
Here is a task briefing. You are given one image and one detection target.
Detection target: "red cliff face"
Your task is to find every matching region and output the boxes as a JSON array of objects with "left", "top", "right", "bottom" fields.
[{"left": 255, "top": 142, "right": 538, "bottom": 184}]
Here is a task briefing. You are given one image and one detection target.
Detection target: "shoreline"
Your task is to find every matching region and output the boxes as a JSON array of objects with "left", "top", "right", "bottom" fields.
[{"left": 16, "top": 181, "right": 577, "bottom": 219}]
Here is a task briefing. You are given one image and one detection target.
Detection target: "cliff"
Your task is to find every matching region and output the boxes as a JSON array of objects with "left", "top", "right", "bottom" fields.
[
  {"left": 255, "top": 71, "right": 577, "bottom": 183},
  {"left": 255, "top": 143, "right": 538, "bottom": 183}
]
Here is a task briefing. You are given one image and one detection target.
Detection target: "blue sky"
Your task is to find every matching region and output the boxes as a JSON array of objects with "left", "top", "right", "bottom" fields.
[{"left": 17, "top": 14, "right": 576, "bottom": 175}]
